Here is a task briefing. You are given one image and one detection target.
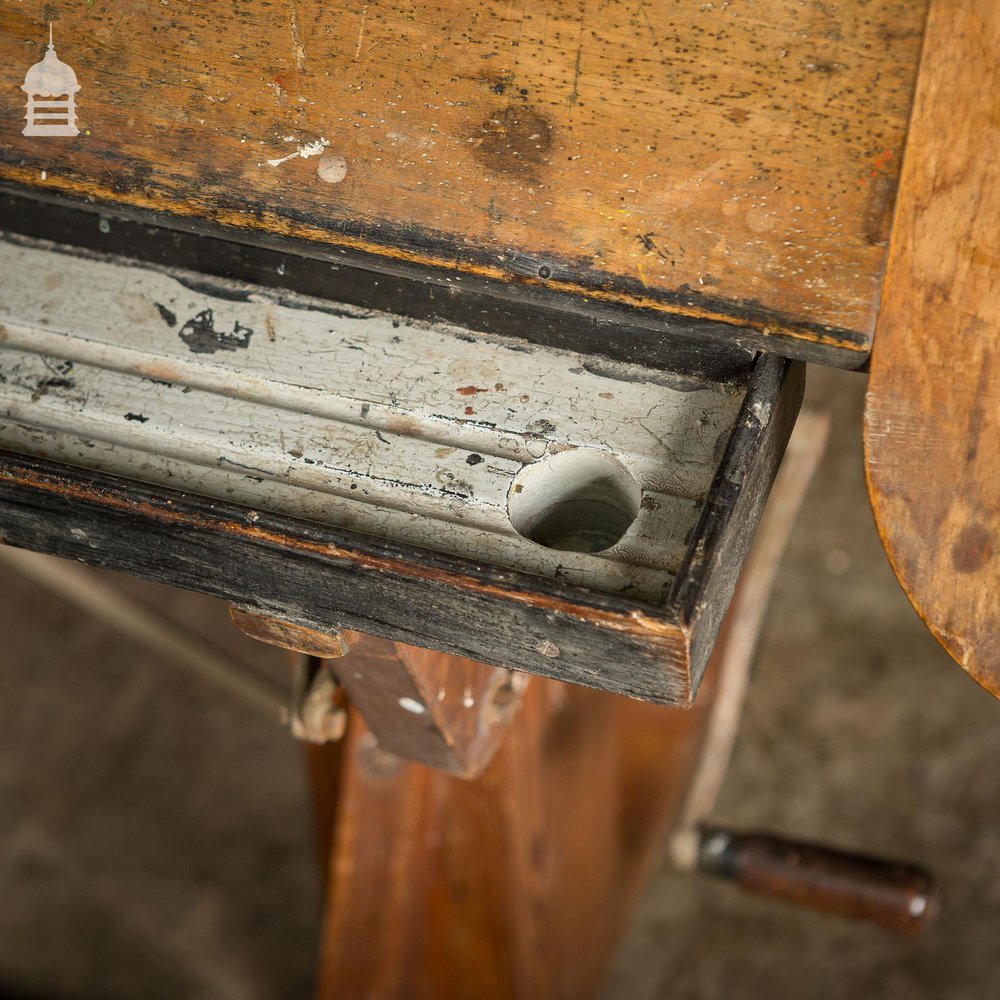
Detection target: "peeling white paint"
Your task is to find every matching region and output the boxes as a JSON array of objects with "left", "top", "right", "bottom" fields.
[
  {"left": 0, "top": 239, "right": 748, "bottom": 602},
  {"left": 267, "top": 137, "right": 330, "bottom": 167}
]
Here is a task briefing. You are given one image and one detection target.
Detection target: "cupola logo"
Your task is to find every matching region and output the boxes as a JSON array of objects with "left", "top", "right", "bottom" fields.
[{"left": 21, "top": 24, "right": 80, "bottom": 137}]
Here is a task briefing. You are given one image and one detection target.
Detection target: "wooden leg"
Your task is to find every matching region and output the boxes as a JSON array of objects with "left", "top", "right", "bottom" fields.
[
  {"left": 303, "top": 740, "right": 347, "bottom": 888},
  {"left": 313, "top": 678, "right": 713, "bottom": 1000}
]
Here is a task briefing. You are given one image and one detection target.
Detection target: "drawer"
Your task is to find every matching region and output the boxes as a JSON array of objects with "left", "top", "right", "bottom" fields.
[{"left": 0, "top": 207, "right": 802, "bottom": 706}]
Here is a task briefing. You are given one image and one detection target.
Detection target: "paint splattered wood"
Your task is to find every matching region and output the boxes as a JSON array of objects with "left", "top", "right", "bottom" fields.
[
  {"left": 0, "top": 1, "right": 926, "bottom": 366},
  {"left": 0, "top": 352, "right": 801, "bottom": 705},
  {"left": 0, "top": 233, "right": 804, "bottom": 703},
  {"left": 0, "top": 235, "right": 745, "bottom": 601},
  {"left": 865, "top": 0, "right": 1000, "bottom": 696}
]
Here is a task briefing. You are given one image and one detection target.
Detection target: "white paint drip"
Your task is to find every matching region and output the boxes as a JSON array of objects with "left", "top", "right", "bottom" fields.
[
  {"left": 398, "top": 697, "right": 426, "bottom": 715},
  {"left": 267, "top": 137, "right": 330, "bottom": 168}
]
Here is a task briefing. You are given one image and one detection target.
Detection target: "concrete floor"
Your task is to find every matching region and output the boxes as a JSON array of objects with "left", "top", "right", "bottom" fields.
[{"left": 0, "top": 365, "right": 998, "bottom": 998}]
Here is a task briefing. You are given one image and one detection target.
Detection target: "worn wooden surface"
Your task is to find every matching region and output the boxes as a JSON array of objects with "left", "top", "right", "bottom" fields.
[
  {"left": 230, "top": 606, "right": 357, "bottom": 657},
  {"left": 864, "top": 0, "right": 1000, "bottom": 698},
  {"left": 0, "top": 358, "right": 797, "bottom": 705},
  {"left": 329, "top": 637, "right": 526, "bottom": 777},
  {"left": 674, "top": 355, "right": 804, "bottom": 691},
  {"left": 0, "top": 235, "right": 743, "bottom": 602},
  {"left": 0, "top": 234, "right": 802, "bottom": 703},
  {"left": 0, "top": 2, "right": 927, "bottom": 366},
  {"left": 0, "top": 192, "right": 753, "bottom": 378}
]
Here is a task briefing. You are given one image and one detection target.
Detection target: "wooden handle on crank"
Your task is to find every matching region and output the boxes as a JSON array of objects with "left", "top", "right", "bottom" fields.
[{"left": 698, "top": 827, "right": 937, "bottom": 934}]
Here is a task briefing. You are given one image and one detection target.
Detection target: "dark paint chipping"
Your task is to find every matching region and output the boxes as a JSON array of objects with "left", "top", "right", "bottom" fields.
[{"left": 178, "top": 308, "right": 253, "bottom": 355}]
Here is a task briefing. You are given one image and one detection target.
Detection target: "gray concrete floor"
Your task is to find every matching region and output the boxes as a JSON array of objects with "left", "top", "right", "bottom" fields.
[
  {"left": 0, "top": 575, "right": 319, "bottom": 999},
  {"left": 0, "top": 365, "right": 998, "bottom": 998}
]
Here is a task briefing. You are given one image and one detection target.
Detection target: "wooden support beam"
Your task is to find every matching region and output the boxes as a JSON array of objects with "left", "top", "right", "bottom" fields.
[
  {"left": 229, "top": 606, "right": 359, "bottom": 659},
  {"left": 317, "top": 683, "right": 626, "bottom": 1000},
  {"left": 329, "top": 638, "right": 528, "bottom": 779}
]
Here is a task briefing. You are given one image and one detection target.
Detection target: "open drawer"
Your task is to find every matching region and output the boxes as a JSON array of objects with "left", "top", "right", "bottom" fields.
[
  {"left": 0, "top": 221, "right": 801, "bottom": 706},
  {"left": 0, "top": 0, "right": 927, "bottom": 703}
]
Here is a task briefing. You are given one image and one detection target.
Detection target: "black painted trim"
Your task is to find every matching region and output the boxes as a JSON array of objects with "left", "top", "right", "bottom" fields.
[{"left": 0, "top": 351, "right": 801, "bottom": 705}]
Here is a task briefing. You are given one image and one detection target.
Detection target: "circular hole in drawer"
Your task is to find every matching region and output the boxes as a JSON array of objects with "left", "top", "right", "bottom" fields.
[{"left": 508, "top": 449, "right": 641, "bottom": 554}]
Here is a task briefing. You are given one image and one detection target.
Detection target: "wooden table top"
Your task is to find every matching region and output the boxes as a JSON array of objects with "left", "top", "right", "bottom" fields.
[
  {"left": 0, "top": 1, "right": 927, "bottom": 367},
  {"left": 865, "top": 0, "right": 1000, "bottom": 699}
]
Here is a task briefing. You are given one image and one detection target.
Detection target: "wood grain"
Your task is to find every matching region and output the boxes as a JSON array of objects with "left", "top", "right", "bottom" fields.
[
  {"left": 0, "top": 1, "right": 927, "bottom": 365},
  {"left": 229, "top": 606, "right": 357, "bottom": 657},
  {"left": 316, "top": 682, "right": 689, "bottom": 1000},
  {"left": 864, "top": 0, "right": 1000, "bottom": 696},
  {"left": 329, "top": 636, "right": 526, "bottom": 777}
]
